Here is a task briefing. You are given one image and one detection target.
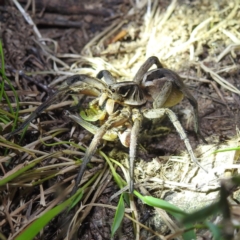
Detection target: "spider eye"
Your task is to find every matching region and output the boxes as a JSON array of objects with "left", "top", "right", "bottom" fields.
[
  {"left": 118, "top": 86, "right": 129, "bottom": 95},
  {"left": 112, "top": 85, "right": 130, "bottom": 98}
]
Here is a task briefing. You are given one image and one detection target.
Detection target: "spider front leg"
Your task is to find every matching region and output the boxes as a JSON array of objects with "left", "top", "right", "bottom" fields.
[
  {"left": 6, "top": 87, "right": 70, "bottom": 139},
  {"left": 7, "top": 74, "right": 108, "bottom": 139},
  {"left": 70, "top": 109, "right": 131, "bottom": 196},
  {"left": 70, "top": 117, "right": 115, "bottom": 196},
  {"left": 129, "top": 109, "right": 143, "bottom": 193},
  {"left": 143, "top": 108, "right": 207, "bottom": 173},
  {"left": 67, "top": 113, "right": 118, "bottom": 141}
]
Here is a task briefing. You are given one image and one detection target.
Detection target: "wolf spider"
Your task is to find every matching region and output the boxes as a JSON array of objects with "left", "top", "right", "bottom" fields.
[{"left": 7, "top": 56, "right": 207, "bottom": 196}]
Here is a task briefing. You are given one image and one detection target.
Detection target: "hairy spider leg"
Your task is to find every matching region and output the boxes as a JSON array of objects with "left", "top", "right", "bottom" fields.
[
  {"left": 133, "top": 56, "right": 163, "bottom": 84},
  {"left": 96, "top": 70, "right": 117, "bottom": 84},
  {"left": 6, "top": 87, "right": 70, "bottom": 139},
  {"left": 129, "top": 109, "right": 143, "bottom": 193},
  {"left": 70, "top": 109, "right": 130, "bottom": 196},
  {"left": 143, "top": 108, "right": 207, "bottom": 173},
  {"left": 7, "top": 74, "right": 107, "bottom": 139},
  {"left": 68, "top": 113, "right": 118, "bottom": 141}
]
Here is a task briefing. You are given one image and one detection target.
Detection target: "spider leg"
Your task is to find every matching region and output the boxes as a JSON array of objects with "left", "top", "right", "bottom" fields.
[
  {"left": 70, "top": 109, "right": 130, "bottom": 196},
  {"left": 6, "top": 88, "right": 69, "bottom": 139},
  {"left": 143, "top": 108, "right": 208, "bottom": 173},
  {"left": 144, "top": 68, "right": 207, "bottom": 143},
  {"left": 96, "top": 70, "right": 116, "bottom": 84},
  {"left": 70, "top": 117, "right": 115, "bottom": 196},
  {"left": 129, "top": 109, "right": 143, "bottom": 193},
  {"left": 63, "top": 74, "right": 107, "bottom": 91},
  {"left": 161, "top": 70, "right": 207, "bottom": 143},
  {"left": 133, "top": 56, "right": 163, "bottom": 84},
  {"left": 7, "top": 74, "right": 107, "bottom": 139},
  {"left": 67, "top": 113, "right": 118, "bottom": 141}
]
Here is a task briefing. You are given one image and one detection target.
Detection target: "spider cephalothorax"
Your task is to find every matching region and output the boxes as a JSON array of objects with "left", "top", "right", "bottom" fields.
[{"left": 7, "top": 56, "right": 207, "bottom": 196}]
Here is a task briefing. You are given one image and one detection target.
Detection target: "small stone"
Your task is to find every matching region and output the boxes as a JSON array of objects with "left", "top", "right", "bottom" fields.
[{"left": 84, "top": 15, "right": 93, "bottom": 23}]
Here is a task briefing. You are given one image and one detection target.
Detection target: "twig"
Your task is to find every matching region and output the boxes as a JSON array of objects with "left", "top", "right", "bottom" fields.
[
  {"left": 5, "top": 65, "right": 54, "bottom": 94},
  {"left": 12, "top": 0, "right": 44, "bottom": 44},
  {"left": 35, "top": 17, "right": 83, "bottom": 28}
]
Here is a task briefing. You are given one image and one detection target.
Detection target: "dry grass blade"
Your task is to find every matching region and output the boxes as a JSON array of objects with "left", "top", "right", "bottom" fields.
[
  {"left": 199, "top": 61, "right": 240, "bottom": 95},
  {"left": 216, "top": 43, "right": 240, "bottom": 62},
  {"left": 12, "top": 0, "right": 43, "bottom": 41},
  {"left": 67, "top": 166, "right": 110, "bottom": 238},
  {"left": 124, "top": 213, "right": 166, "bottom": 239}
]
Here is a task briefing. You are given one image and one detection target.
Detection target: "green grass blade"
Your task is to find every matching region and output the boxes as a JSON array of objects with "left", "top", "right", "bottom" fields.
[
  {"left": 181, "top": 202, "right": 220, "bottom": 225},
  {"left": 0, "top": 152, "right": 61, "bottom": 186},
  {"left": 14, "top": 188, "right": 84, "bottom": 240},
  {"left": 135, "top": 192, "right": 186, "bottom": 219},
  {"left": 205, "top": 221, "right": 222, "bottom": 240},
  {"left": 111, "top": 194, "right": 125, "bottom": 237},
  {"left": 15, "top": 200, "right": 70, "bottom": 240},
  {"left": 0, "top": 40, "right": 20, "bottom": 130},
  {"left": 69, "top": 173, "right": 100, "bottom": 210},
  {"left": 100, "top": 151, "right": 126, "bottom": 189},
  {"left": 13, "top": 177, "right": 95, "bottom": 240},
  {"left": 134, "top": 191, "right": 196, "bottom": 239},
  {"left": 212, "top": 147, "right": 240, "bottom": 153}
]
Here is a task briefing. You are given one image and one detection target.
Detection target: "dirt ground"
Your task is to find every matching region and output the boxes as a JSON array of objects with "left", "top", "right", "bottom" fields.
[{"left": 1, "top": 0, "right": 240, "bottom": 239}]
